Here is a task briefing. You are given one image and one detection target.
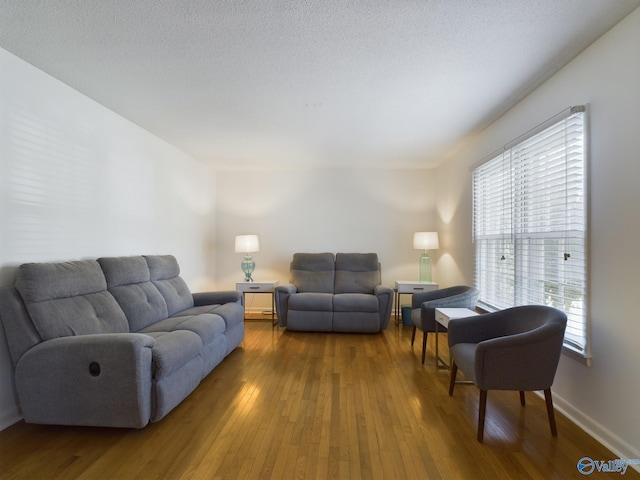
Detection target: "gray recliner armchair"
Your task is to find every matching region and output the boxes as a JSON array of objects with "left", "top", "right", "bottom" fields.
[
  {"left": 410, "top": 285, "right": 479, "bottom": 364},
  {"left": 275, "top": 253, "right": 393, "bottom": 332},
  {"left": 448, "top": 305, "right": 567, "bottom": 442}
]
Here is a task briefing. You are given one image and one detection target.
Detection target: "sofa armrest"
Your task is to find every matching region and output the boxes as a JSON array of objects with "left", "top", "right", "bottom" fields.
[
  {"left": 15, "top": 333, "right": 156, "bottom": 428},
  {"left": 275, "top": 284, "right": 298, "bottom": 327},
  {"left": 193, "top": 291, "right": 242, "bottom": 306}
]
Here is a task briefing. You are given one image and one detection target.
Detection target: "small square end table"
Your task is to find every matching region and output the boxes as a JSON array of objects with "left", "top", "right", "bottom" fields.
[
  {"left": 434, "top": 307, "right": 479, "bottom": 369},
  {"left": 394, "top": 281, "right": 438, "bottom": 325},
  {"left": 236, "top": 280, "right": 279, "bottom": 326}
]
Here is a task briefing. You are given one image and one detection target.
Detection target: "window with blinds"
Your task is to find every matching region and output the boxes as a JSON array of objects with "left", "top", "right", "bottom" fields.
[{"left": 472, "top": 106, "right": 589, "bottom": 360}]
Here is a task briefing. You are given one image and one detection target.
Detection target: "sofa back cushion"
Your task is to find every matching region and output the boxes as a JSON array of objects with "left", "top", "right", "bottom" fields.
[
  {"left": 290, "top": 253, "right": 335, "bottom": 293},
  {"left": 144, "top": 255, "right": 194, "bottom": 316},
  {"left": 14, "top": 260, "right": 129, "bottom": 340},
  {"left": 98, "top": 256, "right": 169, "bottom": 332},
  {"left": 334, "top": 253, "right": 381, "bottom": 294}
]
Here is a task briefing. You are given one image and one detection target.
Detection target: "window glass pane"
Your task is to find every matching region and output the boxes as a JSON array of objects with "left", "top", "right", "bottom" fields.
[{"left": 472, "top": 108, "right": 588, "bottom": 357}]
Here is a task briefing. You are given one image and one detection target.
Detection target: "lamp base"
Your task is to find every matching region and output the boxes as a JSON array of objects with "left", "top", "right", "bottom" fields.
[
  {"left": 419, "top": 252, "right": 432, "bottom": 283},
  {"left": 241, "top": 255, "right": 255, "bottom": 282}
]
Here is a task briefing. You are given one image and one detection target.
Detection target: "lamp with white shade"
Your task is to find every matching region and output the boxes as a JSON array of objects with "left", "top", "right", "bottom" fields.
[
  {"left": 413, "top": 232, "right": 439, "bottom": 282},
  {"left": 235, "top": 234, "right": 260, "bottom": 282}
]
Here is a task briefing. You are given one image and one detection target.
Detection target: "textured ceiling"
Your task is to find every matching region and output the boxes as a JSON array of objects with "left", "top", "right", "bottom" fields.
[{"left": 1, "top": 1, "right": 638, "bottom": 170}]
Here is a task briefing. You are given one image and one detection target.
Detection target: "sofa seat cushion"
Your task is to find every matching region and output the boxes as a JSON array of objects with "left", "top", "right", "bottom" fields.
[
  {"left": 143, "top": 330, "right": 202, "bottom": 380},
  {"left": 178, "top": 305, "right": 222, "bottom": 315},
  {"left": 140, "top": 314, "right": 225, "bottom": 346},
  {"left": 289, "top": 292, "right": 334, "bottom": 311},
  {"left": 333, "top": 293, "right": 379, "bottom": 313},
  {"left": 175, "top": 303, "right": 244, "bottom": 330}
]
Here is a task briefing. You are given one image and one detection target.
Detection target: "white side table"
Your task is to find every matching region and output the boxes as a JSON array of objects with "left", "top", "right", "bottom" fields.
[
  {"left": 236, "top": 281, "right": 279, "bottom": 326},
  {"left": 394, "top": 281, "right": 439, "bottom": 325},
  {"left": 434, "top": 307, "right": 479, "bottom": 369}
]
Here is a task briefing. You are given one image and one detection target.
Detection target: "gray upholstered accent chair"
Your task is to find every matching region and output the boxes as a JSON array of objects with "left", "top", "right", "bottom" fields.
[
  {"left": 447, "top": 305, "right": 567, "bottom": 442},
  {"left": 275, "top": 253, "right": 393, "bottom": 332},
  {"left": 410, "top": 285, "right": 479, "bottom": 364}
]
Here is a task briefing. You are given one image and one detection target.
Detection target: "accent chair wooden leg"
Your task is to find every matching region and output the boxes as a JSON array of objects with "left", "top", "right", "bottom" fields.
[
  {"left": 478, "top": 390, "right": 487, "bottom": 442},
  {"left": 421, "top": 331, "right": 427, "bottom": 364},
  {"left": 411, "top": 325, "right": 416, "bottom": 346},
  {"left": 449, "top": 361, "right": 457, "bottom": 396},
  {"left": 519, "top": 391, "right": 526, "bottom": 406},
  {"left": 544, "top": 388, "right": 558, "bottom": 436}
]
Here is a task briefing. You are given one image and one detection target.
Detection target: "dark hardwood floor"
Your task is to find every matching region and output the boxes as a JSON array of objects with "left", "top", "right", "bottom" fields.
[{"left": 0, "top": 316, "right": 636, "bottom": 479}]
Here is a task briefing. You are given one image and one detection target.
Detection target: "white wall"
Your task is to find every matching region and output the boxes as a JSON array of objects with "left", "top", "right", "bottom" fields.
[
  {"left": 215, "top": 167, "right": 439, "bottom": 311},
  {"left": 0, "top": 48, "right": 217, "bottom": 429},
  {"left": 436, "top": 8, "right": 640, "bottom": 460}
]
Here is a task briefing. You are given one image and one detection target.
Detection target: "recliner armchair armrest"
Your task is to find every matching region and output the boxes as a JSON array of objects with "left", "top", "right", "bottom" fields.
[
  {"left": 374, "top": 285, "right": 394, "bottom": 329},
  {"left": 275, "top": 284, "right": 298, "bottom": 327},
  {"left": 276, "top": 284, "right": 298, "bottom": 295},
  {"left": 16, "top": 333, "right": 156, "bottom": 428},
  {"left": 193, "top": 291, "right": 242, "bottom": 306},
  {"left": 374, "top": 285, "right": 393, "bottom": 296}
]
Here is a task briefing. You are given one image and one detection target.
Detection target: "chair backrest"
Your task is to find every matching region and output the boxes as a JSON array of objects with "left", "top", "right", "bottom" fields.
[
  {"left": 421, "top": 285, "right": 479, "bottom": 306},
  {"left": 483, "top": 305, "right": 567, "bottom": 337},
  {"left": 334, "top": 253, "right": 380, "bottom": 294},
  {"left": 414, "top": 286, "right": 480, "bottom": 329},
  {"left": 290, "top": 253, "right": 335, "bottom": 293}
]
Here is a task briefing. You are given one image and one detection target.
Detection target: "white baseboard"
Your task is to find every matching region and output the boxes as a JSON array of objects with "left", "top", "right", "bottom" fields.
[
  {"left": 550, "top": 391, "right": 640, "bottom": 473},
  {"left": 0, "top": 405, "right": 22, "bottom": 431}
]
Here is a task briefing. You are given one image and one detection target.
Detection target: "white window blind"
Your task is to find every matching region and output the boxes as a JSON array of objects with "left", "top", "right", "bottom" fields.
[{"left": 472, "top": 106, "right": 589, "bottom": 359}]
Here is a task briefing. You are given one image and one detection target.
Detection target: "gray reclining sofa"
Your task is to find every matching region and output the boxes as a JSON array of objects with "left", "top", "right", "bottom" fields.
[
  {"left": 275, "top": 253, "right": 393, "bottom": 332},
  {"left": 0, "top": 255, "right": 244, "bottom": 428}
]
